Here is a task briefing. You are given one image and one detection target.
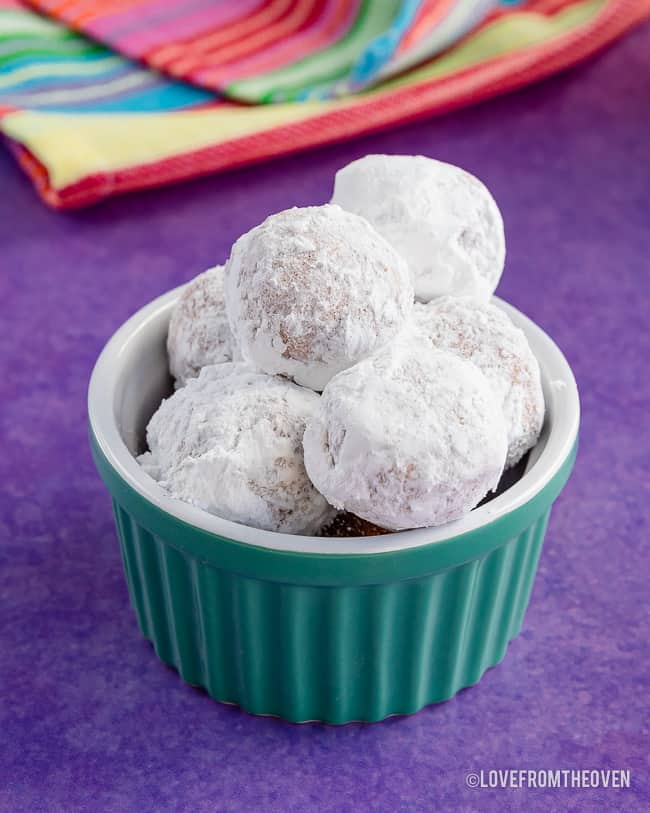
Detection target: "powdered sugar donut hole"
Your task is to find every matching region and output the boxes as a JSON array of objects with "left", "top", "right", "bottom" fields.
[
  {"left": 303, "top": 342, "right": 508, "bottom": 530},
  {"left": 413, "top": 298, "right": 545, "bottom": 468},
  {"left": 138, "top": 363, "right": 334, "bottom": 535},
  {"left": 224, "top": 204, "right": 413, "bottom": 391},
  {"left": 331, "top": 154, "right": 505, "bottom": 303},
  {"left": 167, "top": 265, "right": 238, "bottom": 387}
]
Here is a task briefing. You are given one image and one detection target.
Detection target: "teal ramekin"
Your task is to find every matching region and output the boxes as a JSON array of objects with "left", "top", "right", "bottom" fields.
[{"left": 88, "top": 288, "right": 579, "bottom": 724}]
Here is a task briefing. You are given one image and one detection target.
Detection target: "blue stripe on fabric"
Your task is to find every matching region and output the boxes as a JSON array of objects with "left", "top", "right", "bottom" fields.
[
  {"left": 13, "top": 81, "right": 214, "bottom": 112},
  {"left": 0, "top": 51, "right": 120, "bottom": 74},
  {"left": 351, "top": 0, "right": 424, "bottom": 85}
]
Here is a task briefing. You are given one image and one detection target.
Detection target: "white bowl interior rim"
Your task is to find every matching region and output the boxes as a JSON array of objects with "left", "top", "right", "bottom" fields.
[{"left": 88, "top": 287, "right": 579, "bottom": 555}]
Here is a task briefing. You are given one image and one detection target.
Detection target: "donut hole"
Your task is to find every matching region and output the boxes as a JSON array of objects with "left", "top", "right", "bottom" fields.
[{"left": 319, "top": 449, "right": 531, "bottom": 536}]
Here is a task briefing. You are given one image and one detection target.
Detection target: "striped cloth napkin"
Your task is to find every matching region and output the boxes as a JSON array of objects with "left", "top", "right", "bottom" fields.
[{"left": 1, "top": 0, "right": 647, "bottom": 209}]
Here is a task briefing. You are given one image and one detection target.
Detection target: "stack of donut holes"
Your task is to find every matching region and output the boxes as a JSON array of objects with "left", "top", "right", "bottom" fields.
[{"left": 140, "top": 155, "right": 544, "bottom": 536}]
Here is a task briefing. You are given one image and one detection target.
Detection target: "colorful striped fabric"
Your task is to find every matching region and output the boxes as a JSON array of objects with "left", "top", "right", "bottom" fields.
[
  {"left": 0, "top": 3, "right": 215, "bottom": 111},
  {"left": 27, "top": 0, "right": 499, "bottom": 102},
  {"left": 1, "top": 0, "right": 648, "bottom": 208}
]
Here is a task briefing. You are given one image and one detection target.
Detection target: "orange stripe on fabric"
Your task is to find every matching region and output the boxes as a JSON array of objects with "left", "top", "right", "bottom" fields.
[
  {"left": 148, "top": 0, "right": 294, "bottom": 69},
  {"left": 13, "top": 144, "right": 50, "bottom": 192},
  {"left": 532, "top": 0, "right": 594, "bottom": 13},
  {"left": 204, "top": 0, "right": 327, "bottom": 67},
  {"left": 171, "top": 0, "right": 320, "bottom": 74},
  {"left": 199, "top": 0, "right": 349, "bottom": 84},
  {"left": 73, "top": 0, "right": 159, "bottom": 27},
  {"left": 48, "top": 0, "right": 85, "bottom": 15},
  {"left": 52, "top": 0, "right": 139, "bottom": 22},
  {"left": 479, "top": 1, "right": 571, "bottom": 27}
]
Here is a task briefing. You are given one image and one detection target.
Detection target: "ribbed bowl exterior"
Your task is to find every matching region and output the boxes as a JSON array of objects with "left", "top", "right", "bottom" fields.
[{"left": 112, "top": 499, "right": 551, "bottom": 724}]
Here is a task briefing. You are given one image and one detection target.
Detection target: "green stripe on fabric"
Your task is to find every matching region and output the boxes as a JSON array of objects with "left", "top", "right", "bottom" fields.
[
  {"left": 0, "top": 44, "right": 106, "bottom": 68},
  {"left": 0, "top": 9, "right": 70, "bottom": 36},
  {"left": 0, "top": 29, "right": 79, "bottom": 44},
  {"left": 0, "top": 36, "right": 97, "bottom": 53},
  {"left": 0, "top": 56, "right": 126, "bottom": 90}
]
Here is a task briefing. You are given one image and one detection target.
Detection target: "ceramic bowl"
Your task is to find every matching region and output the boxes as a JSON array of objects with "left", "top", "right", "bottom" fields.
[{"left": 88, "top": 288, "right": 579, "bottom": 723}]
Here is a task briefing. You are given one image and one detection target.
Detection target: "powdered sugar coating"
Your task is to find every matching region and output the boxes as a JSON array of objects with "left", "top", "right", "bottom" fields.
[
  {"left": 224, "top": 204, "right": 413, "bottom": 391},
  {"left": 138, "top": 363, "right": 334, "bottom": 534},
  {"left": 331, "top": 154, "right": 505, "bottom": 302},
  {"left": 167, "top": 265, "right": 238, "bottom": 387},
  {"left": 303, "top": 342, "right": 508, "bottom": 530},
  {"left": 413, "top": 298, "right": 545, "bottom": 467}
]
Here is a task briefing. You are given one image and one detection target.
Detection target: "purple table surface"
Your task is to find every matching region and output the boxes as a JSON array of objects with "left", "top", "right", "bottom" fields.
[{"left": 2, "top": 22, "right": 650, "bottom": 813}]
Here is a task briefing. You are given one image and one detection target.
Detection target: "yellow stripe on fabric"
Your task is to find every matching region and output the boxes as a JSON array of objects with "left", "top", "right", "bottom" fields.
[
  {"left": 0, "top": 0, "right": 607, "bottom": 192},
  {"left": 0, "top": 102, "right": 328, "bottom": 188}
]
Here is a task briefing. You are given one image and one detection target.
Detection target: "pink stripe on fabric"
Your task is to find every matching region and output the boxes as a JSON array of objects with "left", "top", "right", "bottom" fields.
[
  {"left": 94, "top": 0, "right": 265, "bottom": 57},
  {"left": 30, "top": 0, "right": 59, "bottom": 10},
  {"left": 35, "top": 0, "right": 94, "bottom": 14},
  {"left": 195, "top": 0, "right": 360, "bottom": 85},
  {"left": 86, "top": 0, "right": 237, "bottom": 38}
]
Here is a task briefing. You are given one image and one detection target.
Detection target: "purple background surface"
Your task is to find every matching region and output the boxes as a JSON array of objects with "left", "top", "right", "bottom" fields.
[{"left": 1, "top": 23, "right": 649, "bottom": 813}]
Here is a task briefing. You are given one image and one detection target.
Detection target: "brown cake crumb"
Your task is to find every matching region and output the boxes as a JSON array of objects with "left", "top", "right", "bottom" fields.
[{"left": 320, "top": 512, "right": 393, "bottom": 538}]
